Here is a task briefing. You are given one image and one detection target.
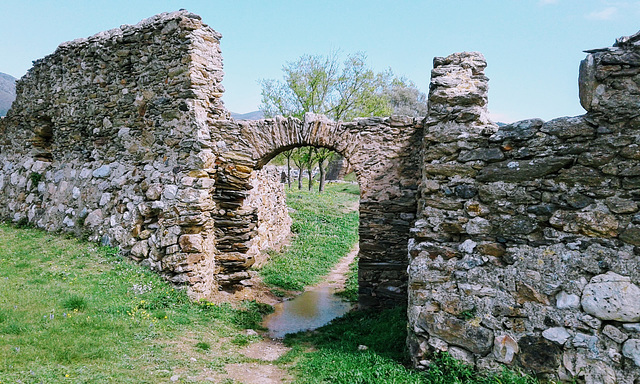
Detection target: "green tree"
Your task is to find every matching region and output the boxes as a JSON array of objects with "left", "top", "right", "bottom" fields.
[
  {"left": 260, "top": 52, "right": 392, "bottom": 122},
  {"left": 291, "top": 147, "right": 306, "bottom": 190},
  {"left": 382, "top": 75, "right": 428, "bottom": 117},
  {"left": 305, "top": 147, "right": 316, "bottom": 191},
  {"left": 315, "top": 148, "right": 334, "bottom": 193}
]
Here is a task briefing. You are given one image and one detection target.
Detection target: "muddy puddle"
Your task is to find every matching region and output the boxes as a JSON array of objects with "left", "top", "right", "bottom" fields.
[
  {"left": 263, "top": 285, "right": 353, "bottom": 338},
  {"left": 262, "top": 245, "right": 358, "bottom": 338}
]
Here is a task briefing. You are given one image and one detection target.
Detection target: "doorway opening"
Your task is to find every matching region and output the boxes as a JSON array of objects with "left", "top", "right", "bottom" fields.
[{"left": 256, "top": 145, "right": 360, "bottom": 336}]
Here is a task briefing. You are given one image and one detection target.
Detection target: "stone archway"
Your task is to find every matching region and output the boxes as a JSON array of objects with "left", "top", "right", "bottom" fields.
[
  {"left": 0, "top": 10, "right": 423, "bottom": 310},
  {"left": 210, "top": 113, "right": 423, "bottom": 308}
]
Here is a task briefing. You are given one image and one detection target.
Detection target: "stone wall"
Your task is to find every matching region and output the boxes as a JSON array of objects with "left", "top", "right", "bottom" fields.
[
  {"left": 0, "top": 11, "right": 421, "bottom": 308},
  {"left": 245, "top": 166, "right": 292, "bottom": 269},
  {"left": 407, "top": 36, "right": 640, "bottom": 382},
  {"left": 0, "top": 11, "right": 284, "bottom": 299},
  {"left": 0, "top": 11, "right": 232, "bottom": 297}
]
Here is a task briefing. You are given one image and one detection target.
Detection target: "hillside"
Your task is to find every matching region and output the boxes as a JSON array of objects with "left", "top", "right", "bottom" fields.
[
  {"left": 0, "top": 72, "right": 16, "bottom": 116},
  {"left": 231, "top": 110, "right": 264, "bottom": 120}
]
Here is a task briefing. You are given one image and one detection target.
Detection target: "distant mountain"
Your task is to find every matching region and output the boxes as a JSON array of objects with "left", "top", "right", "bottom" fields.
[
  {"left": 0, "top": 73, "right": 16, "bottom": 117},
  {"left": 231, "top": 110, "right": 264, "bottom": 120}
]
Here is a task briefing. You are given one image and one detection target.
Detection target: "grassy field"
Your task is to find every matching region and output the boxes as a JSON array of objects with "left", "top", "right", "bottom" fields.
[
  {"left": 0, "top": 225, "right": 270, "bottom": 383},
  {"left": 259, "top": 182, "right": 360, "bottom": 293}
]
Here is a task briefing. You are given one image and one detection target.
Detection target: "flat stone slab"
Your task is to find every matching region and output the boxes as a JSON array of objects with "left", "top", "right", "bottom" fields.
[{"left": 582, "top": 272, "right": 640, "bottom": 322}]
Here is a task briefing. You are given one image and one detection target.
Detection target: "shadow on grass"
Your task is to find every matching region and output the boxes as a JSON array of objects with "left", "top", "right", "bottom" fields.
[{"left": 282, "top": 307, "right": 541, "bottom": 384}]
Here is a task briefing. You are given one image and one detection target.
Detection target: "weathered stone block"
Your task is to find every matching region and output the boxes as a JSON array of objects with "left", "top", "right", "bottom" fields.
[
  {"left": 477, "top": 157, "right": 573, "bottom": 182},
  {"left": 603, "top": 324, "right": 628, "bottom": 344},
  {"left": 540, "top": 116, "right": 594, "bottom": 139},
  {"left": 92, "top": 164, "right": 111, "bottom": 178},
  {"left": 542, "top": 327, "right": 571, "bottom": 345},
  {"left": 131, "top": 240, "right": 149, "bottom": 258},
  {"left": 145, "top": 184, "right": 163, "bottom": 200},
  {"left": 178, "top": 234, "right": 204, "bottom": 252},
  {"left": 493, "top": 334, "right": 518, "bottom": 364},
  {"left": 465, "top": 217, "right": 492, "bottom": 235},
  {"left": 458, "top": 148, "right": 504, "bottom": 163},
  {"left": 549, "top": 210, "right": 619, "bottom": 237},
  {"left": 159, "top": 225, "right": 181, "bottom": 248},
  {"left": 556, "top": 291, "right": 580, "bottom": 310},
  {"left": 622, "top": 339, "right": 640, "bottom": 367},
  {"left": 418, "top": 311, "right": 494, "bottom": 354},
  {"left": 582, "top": 272, "right": 640, "bottom": 322},
  {"left": 489, "top": 119, "right": 543, "bottom": 142},
  {"left": 517, "top": 336, "right": 562, "bottom": 374},
  {"left": 620, "top": 225, "right": 640, "bottom": 246},
  {"left": 84, "top": 209, "right": 103, "bottom": 228}
]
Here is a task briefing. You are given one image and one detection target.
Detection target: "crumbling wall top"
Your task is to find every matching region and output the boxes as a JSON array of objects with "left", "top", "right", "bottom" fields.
[
  {"left": 60, "top": 10, "right": 212, "bottom": 48},
  {"left": 579, "top": 30, "right": 640, "bottom": 122}
]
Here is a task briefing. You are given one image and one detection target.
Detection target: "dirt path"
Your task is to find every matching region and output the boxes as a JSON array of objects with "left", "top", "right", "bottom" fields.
[
  {"left": 314, "top": 243, "right": 358, "bottom": 292},
  {"left": 206, "top": 243, "right": 358, "bottom": 384}
]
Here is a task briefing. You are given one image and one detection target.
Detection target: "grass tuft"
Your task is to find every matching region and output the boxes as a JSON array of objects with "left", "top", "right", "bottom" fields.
[
  {"left": 62, "top": 294, "right": 88, "bottom": 311},
  {"left": 231, "top": 334, "right": 257, "bottom": 346},
  {"left": 195, "top": 341, "right": 211, "bottom": 351}
]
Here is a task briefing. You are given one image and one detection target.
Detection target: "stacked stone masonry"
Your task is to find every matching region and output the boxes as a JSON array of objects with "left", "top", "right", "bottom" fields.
[
  {"left": 209, "top": 113, "right": 422, "bottom": 307},
  {"left": 1, "top": 10, "right": 640, "bottom": 381},
  {"left": 407, "top": 34, "right": 640, "bottom": 383},
  {"left": 0, "top": 11, "right": 421, "bottom": 308}
]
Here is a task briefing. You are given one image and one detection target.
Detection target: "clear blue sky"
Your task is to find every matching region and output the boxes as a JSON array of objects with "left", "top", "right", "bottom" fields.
[{"left": 1, "top": 1, "right": 638, "bottom": 122}]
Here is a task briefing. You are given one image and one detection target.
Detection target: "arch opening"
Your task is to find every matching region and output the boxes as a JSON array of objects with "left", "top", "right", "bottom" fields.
[
  {"left": 257, "top": 144, "right": 362, "bottom": 304},
  {"left": 213, "top": 111, "right": 423, "bottom": 309},
  {"left": 211, "top": 142, "right": 363, "bottom": 294}
]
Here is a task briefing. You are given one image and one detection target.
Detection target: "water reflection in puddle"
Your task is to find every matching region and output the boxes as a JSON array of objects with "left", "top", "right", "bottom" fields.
[{"left": 263, "top": 285, "right": 353, "bottom": 338}]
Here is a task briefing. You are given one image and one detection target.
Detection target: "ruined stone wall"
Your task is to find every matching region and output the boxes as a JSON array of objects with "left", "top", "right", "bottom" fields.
[
  {"left": 5, "top": 11, "right": 640, "bottom": 378},
  {"left": 0, "top": 11, "right": 238, "bottom": 299},
  {"left": 0, "top": 11, "right": 420, "bottom": 307},
  {"left": 407, "top": 36, "right": 640, "bottom": 383}
]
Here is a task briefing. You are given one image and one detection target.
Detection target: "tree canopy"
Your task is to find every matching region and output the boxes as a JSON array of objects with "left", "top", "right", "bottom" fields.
[{"left": 260, "top": 52, "right": 427, "bottom": 121}]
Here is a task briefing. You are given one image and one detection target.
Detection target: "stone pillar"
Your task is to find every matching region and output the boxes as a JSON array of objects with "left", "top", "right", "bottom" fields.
[
  {"left": 579, "top": 31, "right": 640, "bottom": 124},
  {"left": 407, "top": 51, "right": 498, "bottom": 368}
]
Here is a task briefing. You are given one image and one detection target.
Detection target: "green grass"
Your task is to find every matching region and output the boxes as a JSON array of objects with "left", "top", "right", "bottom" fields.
[
  {"left": 342, "top": 171, "right": 357, "bottom": 183},
  {"left": 62, "top": 294, "right": 88, "bottom": 311},
  {"left": 259, "top": 182, "right": 360, "bottom": 291},
  {"left": 335, "top": 256, "right": 359, "bottom": 301},
  {"left": 0, "top": 224, "right": 269, "bottom": 383},
  {"left": 284, "top": 308, "right": 540, "bottom": 384},
  {"left": 195, "top": 341, "right": 211, "bottom": 351}
]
